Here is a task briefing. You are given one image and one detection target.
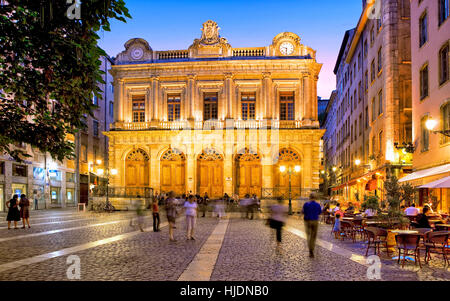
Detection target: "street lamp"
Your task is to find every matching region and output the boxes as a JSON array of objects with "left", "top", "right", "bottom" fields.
[
  {"left": 96, "top": 167, "right": 118, "bottom": 205},
  {"left": 354, "top": 159, "right": 361, "bottom": 166},
  {"left": 279, "top": 165, "right": 301, "bottom": 215},
  {"left": 426, "top": 117, "right": 450, "bottom": 137}
]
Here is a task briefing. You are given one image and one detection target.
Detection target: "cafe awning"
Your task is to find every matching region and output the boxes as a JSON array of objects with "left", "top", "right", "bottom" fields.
[
  {"left": 418, "top": 176, "right": 450, "bottom": 189},
  {"left": 399, "top": 164, "right": 450, "bottom": 183}
]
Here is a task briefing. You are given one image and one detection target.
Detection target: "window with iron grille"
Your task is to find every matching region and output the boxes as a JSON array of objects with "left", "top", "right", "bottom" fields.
[
  {"left": 279, "top": 92, "right": 295, "bottom": 121},
  {"left": 441, "top": 102, "right": 450, "bottom": 145},
  {"left": 132, "top": 95, "right": 145, "bottom": 122},
  {"left": 439, "top": 42, "right": 449, "bottom": 85},
  {"left": 378, "top": 90, "right": 383, "bottom": 116},
  {"left": 421, "top": 116, "right": 430, "bottom": 152},
  {"left": 168, "top": 94, "right": 181, "bottom": 121},
  {"left": 93, "top": 120, "right": 99, "bottom": 137},
  {"left": 241, "top": 92, "right": 256, "bottom": 120},
  {"left": 203, "top": 93, "right": 218, "bottom": 120},
  {"left": 420, "top": 64, "right": 429, "bottom": 100},
  {"left": 419, "top": 12, "right": 428, "bottom": 47},
  {"left": 439, "top": 0, "right": 449, "bottom": 26}
]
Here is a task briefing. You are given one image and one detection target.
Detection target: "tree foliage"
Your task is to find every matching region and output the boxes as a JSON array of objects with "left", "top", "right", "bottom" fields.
[{"left": 0, "top": 0, "right": 130, "bottom": 161}]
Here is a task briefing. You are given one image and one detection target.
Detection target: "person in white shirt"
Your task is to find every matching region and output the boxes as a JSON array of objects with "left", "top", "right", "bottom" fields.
[
  {"left": 404, "top": 203, "right": 420, "bottom": 216},
  {"left": 363, "top": 208, "right": 376, "bottom": 217},
  {"left": 184, "top": 195, "right": 198, "bottom": 240}
]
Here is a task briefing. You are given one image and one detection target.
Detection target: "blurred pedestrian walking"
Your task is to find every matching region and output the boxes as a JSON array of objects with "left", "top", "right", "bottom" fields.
[
  {"left": 19, "top": 194, "right": 31, "bottom": 229},
  {"left": 246, "top": 194, "right": 255, "bottom": 220},
  {"left": 269, "top": 197, "right": 288, "bottom": 244},
  {"left": 302, "top": 193, "right": 322, "bottom": 258},
  {"left": 166, "top": 191, "right": 178, "bottom": 242},
  {"left": 184, "top": 195, "right": 198, "bottom": 240},
  {"left": 6, "top": 194, "right": 20, "bottom": 230},
  {"left": 152, "top": 198, "right": 160, "bottom": 232},
  {"left": 199, "top": 192, "right": 209, "bottom": 217}
]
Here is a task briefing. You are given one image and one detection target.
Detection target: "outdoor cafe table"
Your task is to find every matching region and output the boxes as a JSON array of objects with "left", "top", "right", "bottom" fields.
[
  {"left": 390, "top": 230, "right": 421, "bottom": 262},
  {"left": 435, "top": 224, "right": 450, "bottom": 230}
]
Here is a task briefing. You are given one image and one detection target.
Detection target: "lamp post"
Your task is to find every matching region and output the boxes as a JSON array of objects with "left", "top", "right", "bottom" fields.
[
  {"left": 279, "top": 165, "right": 301, "bottom": 215},
  {"left": 426, "top": 118, "right": 450, "bottom": 137},
  {"left": 96, "top": 167, "right": 118, "bottom": 204}
]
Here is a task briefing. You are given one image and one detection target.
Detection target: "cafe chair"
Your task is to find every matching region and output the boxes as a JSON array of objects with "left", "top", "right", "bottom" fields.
[
  {"left": 340, "top": 221, "right": 356, "bottom": 242},
  {"left": 364, "top": 227, "right": 389, "bottom": 256},
  {"left": 423, "top": 231, "right": 449, "bottom": 266},
  {"left": 395, "top": 234, "right": 422, "bottom": 268}
]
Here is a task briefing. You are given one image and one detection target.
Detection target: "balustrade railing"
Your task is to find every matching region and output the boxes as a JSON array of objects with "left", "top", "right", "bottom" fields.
[
  {"left": 156, "top": 50, "right": 188, "bottom": 60},
  {"left": 232, "top": 47, "right": 265, "bottom": 57},
  {"left": 113, "top": 120, "right": 318, "bottom": 131}
]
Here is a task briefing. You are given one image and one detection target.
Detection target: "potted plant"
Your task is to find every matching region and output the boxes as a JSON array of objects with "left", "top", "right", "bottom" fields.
[
  {"left": 400, "top": 182, "right": 416, "bottom": 207},
  {"left": 377, "top": 175, "right": 411, "bottom": 251},
  {"left": 361, "top": 194, "right": 380, "bottom": 212}
]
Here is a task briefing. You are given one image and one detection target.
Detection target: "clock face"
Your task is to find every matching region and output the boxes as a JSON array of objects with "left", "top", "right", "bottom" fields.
[
  {"left": 279, "top": 42, "right": 294, "bottom": 55},
  {"left": 130, "top": 47, "right": 144, "bottom": 60}
]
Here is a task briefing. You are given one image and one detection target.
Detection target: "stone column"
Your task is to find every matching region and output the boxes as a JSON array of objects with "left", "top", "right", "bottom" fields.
[
  {"left": 262, "top": 72, "right": 272, "bottom": 120},
  {"left": 223, "top": 153, "right": 233, "bottom": 196},
  {"left": 149, "top": 146, "right": 160, "bottom": 193},
  {"left": 224, "top": 73, "right": 233, "bottom": 119},
  {"left": 187, "top": 74, "right": 195, "bottom": 121},
  {"left": 302, "top": 143, "right": 312, "bottom": 197},
  {"left": 114, "top": 79, "right": 124, "bottom": 122},
  {"left": 186, "top": 153, "right": 195, "bottom": 193},
  {"left": 313, "top": 75, "right": 318, "bottom": 121},
  {"left": 262, "top": 155, "right": 273, "bottom": 191},
  {"left": 273, "top": 86, "right": 279, "bottom": 120},
  {"left": 152, "top": 77, "right": 159, "bottom": 121},
  {"left": 295, "top": 84, "right": 301, "bottom": 121},
  {"left": 145, "top": 87, "right": 151, "bottom": 122},
  {"left": 302, "top": 75, "right": 310, "bottom": 120}
]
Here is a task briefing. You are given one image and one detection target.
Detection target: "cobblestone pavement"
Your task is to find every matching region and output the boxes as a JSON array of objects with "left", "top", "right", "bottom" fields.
[{"left": 0, "top": 209, "right": 448, "bottom": 281}]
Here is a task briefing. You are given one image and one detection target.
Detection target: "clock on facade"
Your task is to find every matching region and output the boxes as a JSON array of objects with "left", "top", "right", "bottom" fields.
[
  {"left": 130, "top": 47, "right": 144, "bottom": 60},
  {"left": 279, "top": 42, "right": 294, "bottom": 55}
]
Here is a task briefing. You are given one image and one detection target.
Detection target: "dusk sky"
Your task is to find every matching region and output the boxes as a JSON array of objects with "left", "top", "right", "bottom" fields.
[{"left": 98, "top": 0, "right": 363, "bottom": 99}]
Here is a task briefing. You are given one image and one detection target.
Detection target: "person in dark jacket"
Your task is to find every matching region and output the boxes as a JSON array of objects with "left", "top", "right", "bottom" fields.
[
  {"left": 415, "top": 206, "right": 431, "bottom": 228},
  {"left": 6, "top": 194, "right": 20, "bottom": 230},
  {"left": 302, "top": 193, "right": 322, "bottom": 258}
]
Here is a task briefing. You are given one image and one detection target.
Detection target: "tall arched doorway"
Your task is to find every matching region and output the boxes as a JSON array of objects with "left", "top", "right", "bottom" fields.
[
  {"left": 197, "top": 148, "right": 224, "bottom": 198},
  {"left": 160, "top": 148, "right": 186, "bottom": 196},
  {"left": 126, "top": 149, "right": 149, "bottom": 187},
  {"left": 274, "top": 148, "right": 302, "bottom": 198},
  {"left": 235, "top": 148, "right": 262, "bottom": 197}
]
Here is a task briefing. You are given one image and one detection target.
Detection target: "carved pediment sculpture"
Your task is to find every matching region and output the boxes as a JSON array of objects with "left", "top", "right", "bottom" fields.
[
  {"left": 115, "top": 38, "right": 153, "bottom": 64},
  {"left": 188, "top": 20, "right": 232, "bottom": 58}
]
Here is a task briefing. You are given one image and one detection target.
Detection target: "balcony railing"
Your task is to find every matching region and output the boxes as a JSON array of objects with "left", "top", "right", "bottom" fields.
[
  {"left": 232, "top": 47, "right": 266, "bottom": 57},
  {"left": 156, "top": 50, "right": 188, "bottom": 60},
  {"left": 112, "top": 120, "right": 320, "bottom": 131}
]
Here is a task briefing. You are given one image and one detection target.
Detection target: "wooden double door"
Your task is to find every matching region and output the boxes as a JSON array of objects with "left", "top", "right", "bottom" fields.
[
  {"left": 126, "top": 161, "right": 149, "bottom": 187},
  {"left": 197, "top": 161, "right": 223, "bottom": 198},
  {"left": 160, "top": 161, "right": 185, "bottom": 196},
  {"left": 236, "top": 162, "right": 262, "bottom": 197}
]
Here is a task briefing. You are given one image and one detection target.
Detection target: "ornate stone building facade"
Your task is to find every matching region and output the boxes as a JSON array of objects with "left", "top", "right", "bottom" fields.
[{"left": 106, "top": 21, "right": 324, "bottom": 199}]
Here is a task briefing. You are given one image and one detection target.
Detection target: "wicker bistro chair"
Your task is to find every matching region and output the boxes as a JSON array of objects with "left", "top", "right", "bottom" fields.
[
  {"left": 395, "top": 234, "right": 422, "bottom": 268},
  {"left": 352, "top": 218, "right": 365, "bottom": 240},
  {"left": 423, "top": 231, "right": 449, "bottom": 265},
  {"left": 364, "top": 227, "right": 388, "bottom": 256},
  {"left": 340, "top": 220, "right": 356, "bottom": 242}
]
